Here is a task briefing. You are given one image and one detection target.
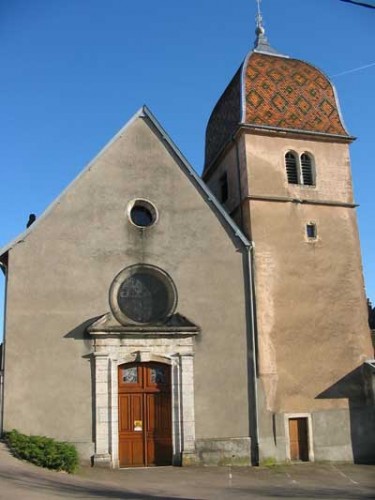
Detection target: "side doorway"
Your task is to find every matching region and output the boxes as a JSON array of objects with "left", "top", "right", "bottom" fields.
[
  {"left": 288, "top": 417, "right": 309, "bottom": 462},
  {"left": 118, "top": 362, "right": 172, "bottom": 467}
]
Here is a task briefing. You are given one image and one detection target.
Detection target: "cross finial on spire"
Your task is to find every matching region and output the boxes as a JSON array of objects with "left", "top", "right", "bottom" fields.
[
  {"left": 256, "top": 0, "right": 264, "bottom": 33},
  {"left": 253, "top": 0, "right": 282, "bottom": 56}
]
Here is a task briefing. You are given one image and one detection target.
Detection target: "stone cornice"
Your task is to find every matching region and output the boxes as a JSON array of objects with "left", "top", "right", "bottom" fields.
[{"left": 233, "top": 194, "right": 358, "bottom": 210}]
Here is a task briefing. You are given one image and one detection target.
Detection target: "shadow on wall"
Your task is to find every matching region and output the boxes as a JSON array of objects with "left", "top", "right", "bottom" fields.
[
  {"left": 64, "top": 316, "right": 104, "bottom": 342},
  {"left": 64, "top": 317, "right": 103, "bottom": 445},
  {"left": 317, "top": 364, "right": 375, "bottom": 464}
]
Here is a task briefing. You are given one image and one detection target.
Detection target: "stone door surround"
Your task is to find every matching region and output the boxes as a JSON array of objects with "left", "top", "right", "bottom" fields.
[{"left": 88, "top": 315, "right": 199, "bottom": 468}]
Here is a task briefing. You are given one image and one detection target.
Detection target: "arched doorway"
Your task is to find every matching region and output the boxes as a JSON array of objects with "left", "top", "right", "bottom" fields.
[{"left": 118, "top": 362, "right": 172, "bottom": 467}]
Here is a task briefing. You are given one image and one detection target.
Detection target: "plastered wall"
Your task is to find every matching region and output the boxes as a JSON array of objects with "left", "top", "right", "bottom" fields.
[{"left": 3, "top": 117, "right": 251, "bottom": 455}]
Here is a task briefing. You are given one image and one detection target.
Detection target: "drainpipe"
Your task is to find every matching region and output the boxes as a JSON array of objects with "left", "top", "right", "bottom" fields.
[
  {"left": 0, "top": 367, "right": 3, "bottom": 436},
  {"left": 0, "top": 260, "right": 8, "bottom": 436},
  {"left": 233, "top": 133, "right": 259, "bottom": 465},
  {"left": 244, "top": 242, "right": 260, "bottom": 466}
]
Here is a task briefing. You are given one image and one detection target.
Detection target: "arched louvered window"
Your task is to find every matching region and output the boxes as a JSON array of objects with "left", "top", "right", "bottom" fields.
[
  {"left": 285, "top": 152, "right": 299, "bottom": 184},
  {"left": 300, "top": 153, "right": 314, "bottom": 186}
]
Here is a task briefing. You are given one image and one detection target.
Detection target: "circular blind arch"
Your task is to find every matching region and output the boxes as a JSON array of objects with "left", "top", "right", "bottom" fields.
[{"left": 109, "top": 264, "right": 178, "bottom": 325}]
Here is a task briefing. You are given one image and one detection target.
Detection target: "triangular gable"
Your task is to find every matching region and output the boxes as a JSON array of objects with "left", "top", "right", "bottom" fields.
[{"left": 0, "top": 106, "right": 250, "bottom": 262}]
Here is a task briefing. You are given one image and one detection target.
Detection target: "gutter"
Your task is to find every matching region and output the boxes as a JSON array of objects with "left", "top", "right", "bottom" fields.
[{"left": 0, "top": 262, "right": 8, "bottom": 436}]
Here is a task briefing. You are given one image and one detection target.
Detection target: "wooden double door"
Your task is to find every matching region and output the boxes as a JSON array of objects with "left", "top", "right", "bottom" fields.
[{"left": 118, "top": 362, "right": 172, "bottom": 467}]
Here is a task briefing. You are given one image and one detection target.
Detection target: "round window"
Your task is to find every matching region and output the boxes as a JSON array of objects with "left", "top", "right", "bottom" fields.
[
  {"left": 109, "top": 264, "right": 177, "bottom": 325},
  {"left": 127, "top": 199, "right": 158, "bottom": 228}
]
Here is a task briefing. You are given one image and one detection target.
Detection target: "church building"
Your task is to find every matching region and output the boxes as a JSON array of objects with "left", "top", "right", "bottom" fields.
[{"left": 0, "top": 12, "right": 374, "bottom": 467}]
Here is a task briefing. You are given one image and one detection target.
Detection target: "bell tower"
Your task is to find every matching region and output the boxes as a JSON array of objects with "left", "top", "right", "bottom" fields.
[{"left": 203, "top": 4, "right": 374, "bottom": 462}]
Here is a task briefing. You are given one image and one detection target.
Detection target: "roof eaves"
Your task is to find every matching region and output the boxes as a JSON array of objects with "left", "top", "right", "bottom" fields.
[
  {"left": 240, "top": 123, "right": 355, "bottom": 142},
  {"left": 0, "top": 108, "right": 146, "bottom": 260},
  {"left": 253, "top": 48, "right": 289, "bottom": 59}
]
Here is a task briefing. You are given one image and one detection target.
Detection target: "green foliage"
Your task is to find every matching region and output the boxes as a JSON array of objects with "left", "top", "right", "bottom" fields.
[
  {"left": 4, "top": 429, "right": 79, "bottom": 473},
  {"left": 261, "top": 456, "right": 278, "bottom": 468}
]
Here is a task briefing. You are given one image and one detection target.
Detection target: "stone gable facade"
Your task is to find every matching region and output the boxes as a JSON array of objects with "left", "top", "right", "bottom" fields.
[{"left": 0, "top": 25, "right": 374, "bottom": 467}]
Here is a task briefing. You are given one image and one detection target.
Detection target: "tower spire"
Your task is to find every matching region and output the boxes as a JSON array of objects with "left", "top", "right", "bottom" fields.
[
  {"left": 253, "top": 0, "right": 280, "bottom": 55},
  {"left": 256, "top": 0, "right": 264, "bottom": 33}
]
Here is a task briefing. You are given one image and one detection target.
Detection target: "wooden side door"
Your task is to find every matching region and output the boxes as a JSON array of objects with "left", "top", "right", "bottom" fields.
[
  {"left": 118, "top": 362, "right": 172, "bottom": 467},
  {"left": 289, "top": 417, "right": 309, "bottom": 462}
]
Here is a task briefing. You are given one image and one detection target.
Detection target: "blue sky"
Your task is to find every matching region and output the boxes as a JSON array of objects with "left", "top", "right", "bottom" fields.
[{"left": 0, "top": 0, "right": 374, "bottom": 340}]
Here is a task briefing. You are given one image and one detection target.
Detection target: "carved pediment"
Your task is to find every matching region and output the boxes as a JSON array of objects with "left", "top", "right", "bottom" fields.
[{"left": 87, "top": 312, "right": 200, "bottom": 337}]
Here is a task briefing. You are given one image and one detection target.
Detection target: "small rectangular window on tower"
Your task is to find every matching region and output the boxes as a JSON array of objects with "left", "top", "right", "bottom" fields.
[
  {"left": 306, "top": 223, "right": 317, "bottom": 240},
  {"left": 219, "top": 172, "right": 228, "bottom": 203}
]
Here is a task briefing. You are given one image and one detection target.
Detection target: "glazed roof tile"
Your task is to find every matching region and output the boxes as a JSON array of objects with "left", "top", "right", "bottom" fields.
[
  {"left": 204, "top": 49, "right": 350, "bottom": 172},
  {"left": 244, "top": 52, "right": 348, "bottom": 136}
]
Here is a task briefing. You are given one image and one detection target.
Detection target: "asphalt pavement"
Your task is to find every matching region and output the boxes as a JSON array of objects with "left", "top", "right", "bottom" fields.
[{"left": 0, "top": 442, "right": 374, "bottom": 499}]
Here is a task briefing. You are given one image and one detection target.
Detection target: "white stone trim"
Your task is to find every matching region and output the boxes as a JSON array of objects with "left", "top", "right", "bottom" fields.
[
  {"left": 180, "top": 354, "right": 196, "bottom": 454},
  {"left": 284, "top": 413, "right": 314, "bottom": 462},
  {"left": 93, "top": 352, "right": 111, "bottom": 466},
  {"left": 92, "top": 336, "right": 196, "bottom": 467},
  {"left": 126, "top": 198, "right": 159, "bottom": 229}
]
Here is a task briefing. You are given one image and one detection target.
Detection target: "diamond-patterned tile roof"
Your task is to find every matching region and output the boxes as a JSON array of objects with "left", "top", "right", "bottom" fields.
[
  {"left": 204, "top": 51, "right": 349, "bottom": 171},
  {"left": 244, "top": 53, "right": 348, "bottom": 136}
]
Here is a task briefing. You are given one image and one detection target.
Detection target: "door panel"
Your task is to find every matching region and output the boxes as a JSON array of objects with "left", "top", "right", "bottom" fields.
[
  {"left": 118, "top": 393, "right": 144, "bottom": 467},
  {"left": 146, "top": 393, "right": 172, "bottom": 465},
  {"left": 289, "top": 418, "right": 309, "bottom": 461},
  {"left": 118, "top": 362, "right": 172, "bottom": 467},
  {"left": 297, "top": 419, "right": 309, "bottom": 461},
  {"left": 119, "top": 438, "right": 144, "bottom": 467}
]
